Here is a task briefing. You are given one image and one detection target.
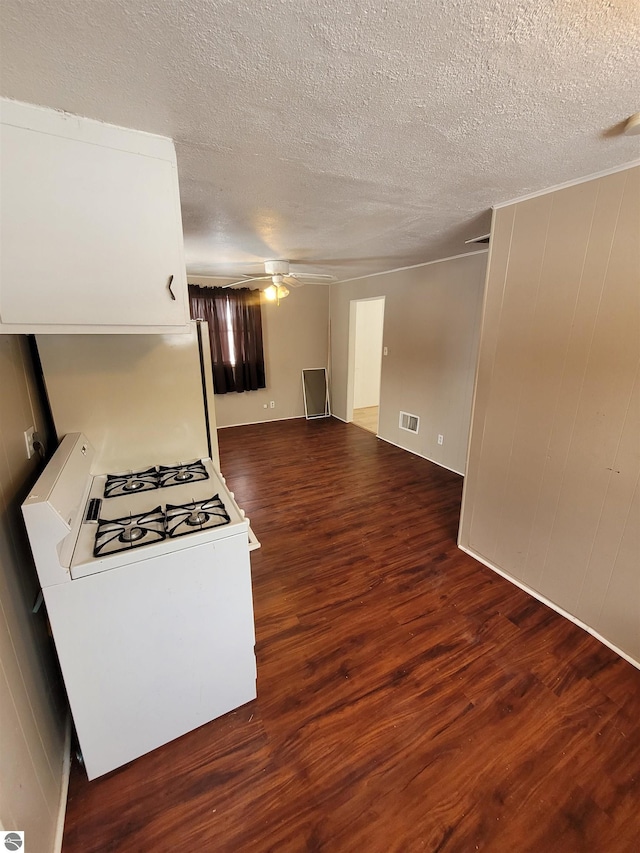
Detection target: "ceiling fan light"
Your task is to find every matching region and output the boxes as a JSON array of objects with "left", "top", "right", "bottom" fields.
[{"left": 264, "top": 283, "right": 289, "bottom": 305}]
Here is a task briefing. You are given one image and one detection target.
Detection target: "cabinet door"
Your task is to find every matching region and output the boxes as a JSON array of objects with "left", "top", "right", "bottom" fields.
[{"left": 0, "top": 106, "right": 189, "bottom": 329}]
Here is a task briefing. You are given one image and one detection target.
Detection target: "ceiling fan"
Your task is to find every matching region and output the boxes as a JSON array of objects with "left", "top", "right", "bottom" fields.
[{"left": 222, "top": 260, "right": 336, "bottom": 303}]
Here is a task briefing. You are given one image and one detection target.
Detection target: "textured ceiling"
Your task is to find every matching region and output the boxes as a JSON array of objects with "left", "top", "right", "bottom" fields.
[{"left": 1, "top": 0, "right": 639, "bottom": 282}]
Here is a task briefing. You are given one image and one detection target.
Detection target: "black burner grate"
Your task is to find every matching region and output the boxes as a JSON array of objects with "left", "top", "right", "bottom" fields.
[
  {"left": 104, "top": 467, "right": 160, "bottom": 499},
  {"left": 104, "top": 461, "right": 210, "bottom": 498},
  {"left": 93, "top": 507, "right": 166, "bottom": 557},
  {"left": 92, "top": 495, "right": 232, "bottom": 557},
  {"left": 165, "top": 496, "right": 231, "bottom": 538},
  {"left": 158, "top": 461, "right": 209, "bottom": 489}
]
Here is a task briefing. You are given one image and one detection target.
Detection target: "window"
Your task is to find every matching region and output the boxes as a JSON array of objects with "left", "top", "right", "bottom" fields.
[{"left": 188, "top": 285, "right": 266, "bottom": 394}]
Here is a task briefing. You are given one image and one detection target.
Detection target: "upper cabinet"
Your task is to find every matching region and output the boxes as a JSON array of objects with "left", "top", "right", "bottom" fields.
[{"left": 0, "top": 99, "right": 190, "bottom": 333}]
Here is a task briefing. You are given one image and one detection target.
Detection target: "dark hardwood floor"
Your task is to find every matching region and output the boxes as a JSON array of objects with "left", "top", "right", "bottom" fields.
[{"left": 62, "top": 418, "right": 640, "bottom": 852}]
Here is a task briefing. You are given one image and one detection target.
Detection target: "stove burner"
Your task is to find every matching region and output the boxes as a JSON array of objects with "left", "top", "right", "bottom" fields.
[
  {"left": 120, "top": 525, "right": 145, "bottom": 542},
  {"left": 94, "top": 507, "right": 165, "bottom": 557},
  {"left": 123, "top": 480, "right": 146, "bottom": 492},
  {"left": 165, "top": 496, "right": 230, "bottom": 538},
  {"left": 104, "top": 467, "right": 160, "bottom": 499},
  {"left": 158, "top": 461, "right": 209, "bottom": 489},
  {"left": 186, "top": 511, "right": 208, "bottom": 526}
]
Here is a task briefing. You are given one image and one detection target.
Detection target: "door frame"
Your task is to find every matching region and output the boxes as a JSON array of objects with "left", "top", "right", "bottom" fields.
[{"left": 346, "top": 296, "right": 386, "bottom": 424}]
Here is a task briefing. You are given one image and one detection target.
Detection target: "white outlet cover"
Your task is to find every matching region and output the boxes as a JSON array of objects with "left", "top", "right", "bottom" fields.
[{"left": 24, "top": 426, "right": 35, "bottom": 458}]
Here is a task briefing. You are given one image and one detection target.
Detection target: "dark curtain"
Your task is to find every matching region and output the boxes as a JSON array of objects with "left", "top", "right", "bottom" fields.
[{"left": 189, "top": 285, "right": 266, "bottom": 394}]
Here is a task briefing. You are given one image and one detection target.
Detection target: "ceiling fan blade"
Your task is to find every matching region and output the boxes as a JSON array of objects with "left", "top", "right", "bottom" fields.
[
  {"left": 283, "top": 276, "right": 305, "bottom": 288},
  {"left": 288, "top": 273, "right": 336, "bottom": 283},
  {"left": 221, "top": 276, "right": 269, "bottom": 289},
  {"left": 187, "top": 274, "right": 242, "bottom": 280}
]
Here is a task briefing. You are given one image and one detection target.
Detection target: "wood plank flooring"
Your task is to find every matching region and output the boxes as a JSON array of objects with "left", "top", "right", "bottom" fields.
[
  {"left": 352, "top": 405, "right": 379, "bottom": 434},
  {"left": 62, "top": 418, "right": 640, "bottom": 852}
]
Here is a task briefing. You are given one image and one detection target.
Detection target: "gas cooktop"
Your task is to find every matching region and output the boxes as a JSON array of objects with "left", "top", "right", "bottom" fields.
[
  {"left": 104, "top": 461, "right": 209, "bottom": 499},
  {"left": 93, "top": 495, "right": 231, "bottom": 557},
  {"left": 70, "top": 455, "right": 251, "bottom": 577}
]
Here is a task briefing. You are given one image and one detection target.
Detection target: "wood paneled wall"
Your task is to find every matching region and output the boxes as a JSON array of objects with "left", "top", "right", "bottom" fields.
[
  {"left": 0, "top": 335, "right": 67, "bottom": 850},
  {"left": 460, "top": 165, "right": 640, "bottom": 664}
]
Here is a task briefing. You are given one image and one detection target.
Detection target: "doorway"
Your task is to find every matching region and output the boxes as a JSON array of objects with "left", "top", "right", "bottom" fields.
[{"left": 347, "top": 297, "right": 385, "bottom": 434}]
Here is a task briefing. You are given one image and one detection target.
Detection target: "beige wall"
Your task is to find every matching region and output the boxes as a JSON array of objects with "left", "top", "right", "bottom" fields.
[
  {"left": 0, "top": 336, "right": 67, "bottom": 850},
  {"left": 459, "top": 165, "right": 640, "bottom": 664},
  {"left": 37, "top": 324, "right": 220, "bottom": 473},
  {"left": 330, "top": 253, "right": 487, "bottom": 474},
  {"left": 189, "top": 279, "right": 330, "bottom": 429}
]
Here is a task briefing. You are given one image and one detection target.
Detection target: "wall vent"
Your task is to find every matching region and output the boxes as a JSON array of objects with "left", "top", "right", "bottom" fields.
[{"left": 399, "top": 411, "right": 420, "bottom": 433}]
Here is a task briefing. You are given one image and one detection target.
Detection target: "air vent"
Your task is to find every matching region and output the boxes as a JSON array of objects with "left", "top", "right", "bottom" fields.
[{"left": 399, "top": 411, "right": 420, "bottom": 433}]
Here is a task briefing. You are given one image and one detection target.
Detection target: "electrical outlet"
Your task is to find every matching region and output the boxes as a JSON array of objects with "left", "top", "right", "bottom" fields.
[
  {"left": 383, "top": 346, "right": 388, "bottom": 356},
  {"left": 437, "top": 434, "right": 444, "bottom": 445},
  {"left": 24, "top": 426, "right": 36, "bottom": 459},
  {"left": 270, "top": 401, "right": 275, "bottom": 408}
]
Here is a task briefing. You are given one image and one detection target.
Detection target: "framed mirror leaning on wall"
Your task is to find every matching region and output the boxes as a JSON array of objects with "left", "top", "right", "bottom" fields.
[{"left": 302, "top": 368, "right": 330, "bottom": 419}]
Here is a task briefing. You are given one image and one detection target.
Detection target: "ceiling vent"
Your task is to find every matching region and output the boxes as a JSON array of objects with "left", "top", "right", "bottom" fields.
[{"left": 399, "top": 411, "right": 420, "bottom": 433}]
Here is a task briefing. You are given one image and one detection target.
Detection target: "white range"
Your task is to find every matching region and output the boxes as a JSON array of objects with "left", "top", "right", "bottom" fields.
[{"left": 23, "top": 432, "right": 259, "bottom": 780}]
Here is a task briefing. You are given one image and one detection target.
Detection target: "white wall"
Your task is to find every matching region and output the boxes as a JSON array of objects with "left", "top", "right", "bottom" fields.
[
  {"left": 36, "top": 324, "right": 220, "bottom": 473},
  {"left": 353, "top": 298, "right": 384, "bottom": 409},
  {"left": 189, "top": 279, "right": 330, "bottom": 428},
  {"left": 0, "top": 335, "right": 67, "bottom": 852},
  {"left": 460, "top": 165, "right": 640, "bottom": 665},
  {"left": 331, "top": 252, "right": 487, "bottom": 474}
]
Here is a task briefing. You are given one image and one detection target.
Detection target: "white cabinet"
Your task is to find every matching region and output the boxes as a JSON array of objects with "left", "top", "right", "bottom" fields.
[{"left": 0, "top": 99, "right": 190, "bottom": 333}]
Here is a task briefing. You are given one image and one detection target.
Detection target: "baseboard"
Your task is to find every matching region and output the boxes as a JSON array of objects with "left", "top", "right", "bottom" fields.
[
  {"left": 336, "top": 419, "right": 467, "bottom": 477},
  {"left": 217, "top": 415, "right": 305, "bottom": 429},
  {"left": 53, "top": 716, "right": 71, "bottom": 853},
  {"left": 458, "top": 543, "right": 640, "bottom": 671},
  {"left": 376, "top": 434, "right": 465, "bottom": 477}
]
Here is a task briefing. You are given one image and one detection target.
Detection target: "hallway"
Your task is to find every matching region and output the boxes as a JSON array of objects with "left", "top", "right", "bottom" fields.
[{"left": 351, "top": 405, "right": 378, "bottom": 434}]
